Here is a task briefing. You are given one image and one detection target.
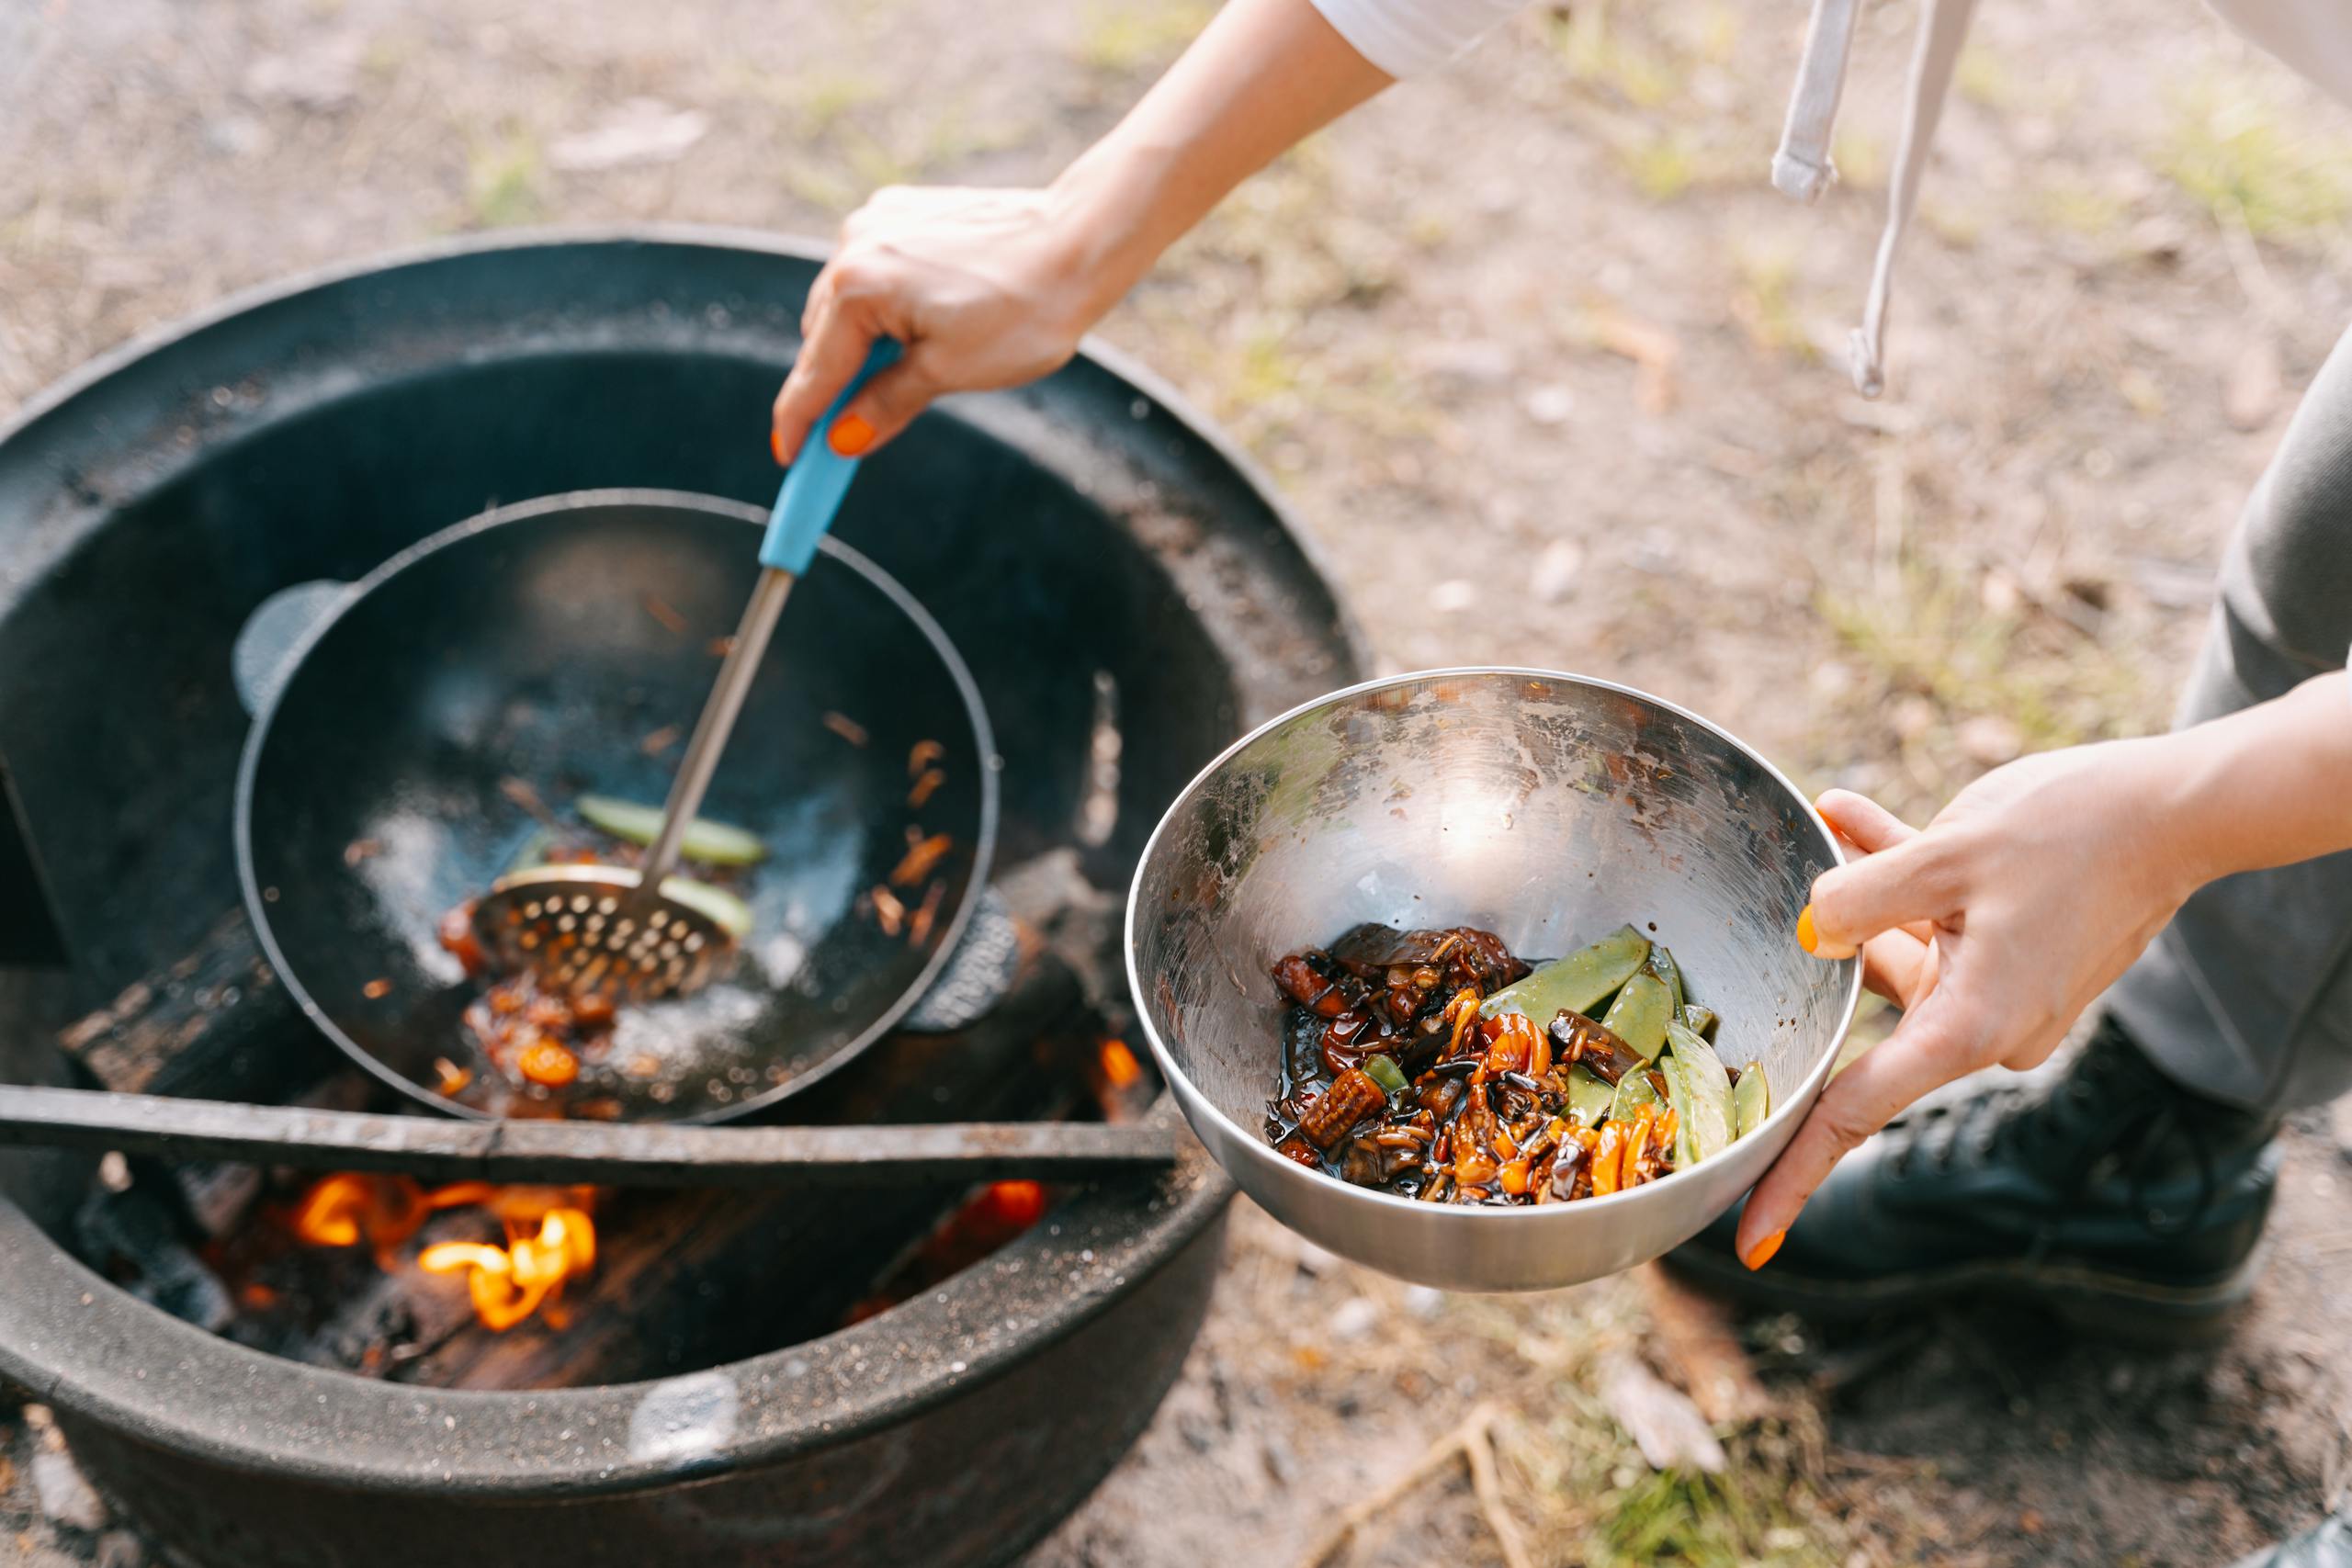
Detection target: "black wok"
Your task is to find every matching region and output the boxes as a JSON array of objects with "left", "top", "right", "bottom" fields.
[{"left": 233, "top": 489, "right": 998, "bottom": 1124}]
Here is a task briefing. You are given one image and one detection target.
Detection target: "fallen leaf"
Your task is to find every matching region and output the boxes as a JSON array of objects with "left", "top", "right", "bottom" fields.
[
  {"left": 1589, "top": 308, "right": 1680, "bottom": 415},
  {"left": 1602, "top": 1353, "right": 1727, "bottom": 1473}
]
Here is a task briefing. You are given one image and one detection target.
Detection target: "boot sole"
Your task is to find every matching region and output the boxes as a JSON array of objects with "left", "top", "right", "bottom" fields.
[{"left": 1663, "top": 1238, "right": 2268, "bottom": 1348}]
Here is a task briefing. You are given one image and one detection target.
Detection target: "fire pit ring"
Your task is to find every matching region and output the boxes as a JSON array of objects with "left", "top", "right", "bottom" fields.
[{"left": 0, "top": 227, "right": 1367, "bottom": 1566}]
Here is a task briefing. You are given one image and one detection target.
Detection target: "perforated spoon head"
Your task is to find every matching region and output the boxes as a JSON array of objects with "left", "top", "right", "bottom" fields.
[{"left": 470, "top": 863, "right": 735, "bottom": 999}]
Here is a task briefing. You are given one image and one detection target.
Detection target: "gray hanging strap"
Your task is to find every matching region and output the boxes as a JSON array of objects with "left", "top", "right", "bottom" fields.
[
  {"left": 1772, "top": 0, "right": 1982, "bottom": 397},
  {"left": 1850, "top": 0, "right": 1978, "bottom": 398},
  {"left": 1771, "top": 0, "right": 1862, "bottom": 203}
]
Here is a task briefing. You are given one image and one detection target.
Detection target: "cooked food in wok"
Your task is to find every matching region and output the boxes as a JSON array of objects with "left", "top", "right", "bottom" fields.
[
  {"left": 1265, "top": 923, "right": 1770, "bottom": 1204},
  {"left": 431, "top": 795, "right": 764, "bottom": 1117},
  {"left": 418, "top": 727, "right": 965, "bottom": 1118}
]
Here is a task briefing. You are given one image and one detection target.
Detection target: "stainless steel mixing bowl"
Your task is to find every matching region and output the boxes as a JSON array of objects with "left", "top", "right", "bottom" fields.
[{"left": 1126, "top": 669, "right": 1862, "bottom": 1292}]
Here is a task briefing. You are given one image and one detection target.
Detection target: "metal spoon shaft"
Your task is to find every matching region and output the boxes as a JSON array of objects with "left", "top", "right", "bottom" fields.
[{"left": 639, "top": 566, "right": 796, "bottom": 889}]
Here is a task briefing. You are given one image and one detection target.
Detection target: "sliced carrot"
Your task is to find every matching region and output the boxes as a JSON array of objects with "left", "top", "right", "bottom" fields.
[
  {"left": 1591, "top": 1122, "right": 1625, "bottom": 1197},
  {"left": 517, "top": 1039, "right": 579, "bottom": 1088}
]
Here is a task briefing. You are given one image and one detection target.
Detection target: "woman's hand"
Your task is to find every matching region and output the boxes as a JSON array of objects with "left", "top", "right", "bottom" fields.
[
  {"left": 1735, "top": 738, "right": 2210, "bottom": 1268},
  {"left": 769, "top": 186, "right": 1113, "bottom": 466},
  {"left": 767, "top": 0, "right": 1395, "bottom": 466}
]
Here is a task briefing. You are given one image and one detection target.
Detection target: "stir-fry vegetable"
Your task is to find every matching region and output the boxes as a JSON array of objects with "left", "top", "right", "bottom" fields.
[
  {"left": 575, "top": 795, "right": 768, "bottom": 867},
  {"left": 1600, "top": 967, "right": 1673, "bottom": 1059},
  {"left": 1477, "top": 925, "right": 1648, "bottom": 1022},
  {"left": 1265, "top": 922, "right": 1770, "bottom": 1206}
]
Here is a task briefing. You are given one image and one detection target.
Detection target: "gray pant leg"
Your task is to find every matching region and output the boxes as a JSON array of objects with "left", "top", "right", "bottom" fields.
[{"left": 2107, "top": 326, "right": 2352, "bottom": 1115}]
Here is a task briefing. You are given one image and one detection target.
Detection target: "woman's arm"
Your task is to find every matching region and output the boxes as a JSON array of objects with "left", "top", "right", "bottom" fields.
[
  {"left": 770, "top": 0, "right": 1394, "bottom": 463},
  {"left": 1741, "top": 669, "right": 2352, "bottom": 1268}
]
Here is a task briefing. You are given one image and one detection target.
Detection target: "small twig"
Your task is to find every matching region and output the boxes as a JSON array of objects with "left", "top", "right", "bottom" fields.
[
  {"left": 1462, "top": 1408, "right": 1537, "bottom": 1568},
  {"left": 1296, "top": 1402, "right": 1532, "bottom": 1568}
]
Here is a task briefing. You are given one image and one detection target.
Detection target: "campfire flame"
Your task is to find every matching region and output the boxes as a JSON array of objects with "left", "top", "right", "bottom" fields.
[
  {"left": 1097, "top": 1039, "right": 1142, "bottom": 1089},
  {"left": 420, "top": 1205, "right": 596, "bottom": 1332},
  {"left": 288, "top": 1173, "right": 598, "bottom": 1332}
]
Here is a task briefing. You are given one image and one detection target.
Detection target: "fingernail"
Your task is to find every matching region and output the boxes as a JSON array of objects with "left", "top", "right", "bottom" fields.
[
  {"left": 828, "top": 412, "right": 875, "bottom": 457},
  {"left": 771, "top": 427, "right": 788, "bottom": 466},
  {"left": 1742, "top": 1229, "right": 1786, "bottom": 1271},
  {"left": 1795, "top": 903, "right": 1857, "bottom": 960}
]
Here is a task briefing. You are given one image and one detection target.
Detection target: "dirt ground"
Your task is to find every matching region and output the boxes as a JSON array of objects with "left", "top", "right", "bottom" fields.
[{"left": 5, "top": 0, "right": 2352, "bottom": 1562}]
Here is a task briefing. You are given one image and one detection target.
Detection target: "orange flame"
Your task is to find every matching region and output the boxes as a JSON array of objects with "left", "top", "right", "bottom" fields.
[
  {"left": 1098, "top": 1039, "right": 1142, "bottom": 1089},
  {"left": 290, "top": 1173, "right": 432, "bottom": 1268},
  {"left": 980, "top": 1179, "right": 1046, "bottom": 1229},
  {"left": 288, "top": 1174, "right": 598, "bottom": 1331},
  {"left": 420, "top": 1206, "right": 596, "bottom": 1332}
]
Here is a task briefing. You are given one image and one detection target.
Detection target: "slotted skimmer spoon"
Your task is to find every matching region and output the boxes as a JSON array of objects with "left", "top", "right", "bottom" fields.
[{"left": 471, "top": 339, "right": 903, "bottom": 999}]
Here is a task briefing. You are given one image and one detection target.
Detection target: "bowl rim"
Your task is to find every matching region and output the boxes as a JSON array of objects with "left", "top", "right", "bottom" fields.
[{"left": 1123, "top": 664, "right": 1863, "bottom": 1224}]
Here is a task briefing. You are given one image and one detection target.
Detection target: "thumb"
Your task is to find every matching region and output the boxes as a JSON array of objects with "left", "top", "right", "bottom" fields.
[
  {"left": 1802, "top": 827, "right": 1968, "bottom": 961},
  {"left": 820, "top": 353, "right": 941, "bottom": 458},
  {"left": 772, "top": 299, "right": 886, "bottom": 467}
]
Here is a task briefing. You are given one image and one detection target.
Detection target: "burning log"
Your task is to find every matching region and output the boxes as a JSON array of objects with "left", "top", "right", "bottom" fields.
[
  {"left": 415, "top": 990, "right": 1100, "bottom": 1385},
  {"left": 52, "top": 886, "right": 1157, "bottom": 1393},
  {"left": 261, "top": 939, "right": 1112, "bottom": 1390}
]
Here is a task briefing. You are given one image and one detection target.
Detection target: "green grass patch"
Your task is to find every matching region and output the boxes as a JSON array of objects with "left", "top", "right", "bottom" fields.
[
  {"left": 465, "top": 134, "right": 545, "bottom": 228},
  {"left": 1588, "top": 1464, "right": 1844, "bottom": 1567},
  {"left": 1076, "top": 0, "right": 1216, "bottom": 74},
  {"left": 1506, "top": 1386, "right": 1853, "bottom": 1568},
  {"left": 1814, "top": 563, "right": 2162, "bottom": 817},
  {"left": 2034, "top": 171, "right": 2133, "bottom": 238},
  {"left": 1729, "top": 239, "right": 1812, "bottom": 358},
  {"left": 1549, "top": 2, "right": 1680, "bottom": 107},
  {"left": 1617, "top": 130, "right": 1706, "bottom": 200},
  {"left": 2157, "top": 71, "right": 2352, "bottom": 240}
]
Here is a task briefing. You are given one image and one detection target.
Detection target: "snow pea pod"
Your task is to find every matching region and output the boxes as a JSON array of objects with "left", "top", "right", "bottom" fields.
[
  {"left": 1609, "top": 1063, "right": 1665, "bottom": 1125},
  {"left": 1734, "top": 1059, "right": 1770, "bottom": 1139},
  {"left": 1479, "top": 926, "right": 1650, "bottom": 1022},
  {"left": 1646, "top": 944, "right": 1685, "bottom": 1010},
  {"left": 1600, "top": 969, "right": 1673, "bottom": 1061},
  {"left": 1662, "top": 1020, "right": 1736, "bottom": 1168},
  {"left": 1566, "top": 1064, "right": 1616, "bottom": 1126},
  {"left": 577, "top": 795, "right": 768, "bottom": 867}
]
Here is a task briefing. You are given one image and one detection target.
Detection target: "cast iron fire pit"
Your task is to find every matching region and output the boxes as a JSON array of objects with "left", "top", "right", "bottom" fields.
[{"left": 0, "top": 229, "right": 1366, "bottom": 1567}]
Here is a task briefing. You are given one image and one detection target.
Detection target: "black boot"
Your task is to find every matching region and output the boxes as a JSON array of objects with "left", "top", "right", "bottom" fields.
[
  {"left": 2233, "top": 1510, "right": 2352, "bottom": 1567},
  {"left": 1666, "top": 1015, "right": 2281, "bottom": 1343}
]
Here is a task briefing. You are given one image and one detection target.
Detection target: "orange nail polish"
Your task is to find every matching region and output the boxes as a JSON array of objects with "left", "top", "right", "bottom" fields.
[
  {"left": 828, "top": 412, "right": 875, "bottom": 457},
  {"left": 1743, "top": 1229, "right": 1786, "bottom": 1270},
  {"left": 771, "top": 427, "right": 787, "bottom": 466},
  {"left": 1796, "top": 904, "right": 1818, "bottom": 955}
]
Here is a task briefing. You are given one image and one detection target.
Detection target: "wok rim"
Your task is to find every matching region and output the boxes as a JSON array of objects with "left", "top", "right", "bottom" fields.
[
  {"left": 233, "top": 486, "right": 1001, "bottom": 1125},
  {"left": 1124, "top": 665, "right": 1864, "bottom": 1226}
]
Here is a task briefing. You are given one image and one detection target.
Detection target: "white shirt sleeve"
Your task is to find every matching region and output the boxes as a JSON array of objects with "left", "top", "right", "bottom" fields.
[
  {"left": 2202, "top": 0, "right": 2352, "bottom": 112},
  {"left": 1308, "top": 0, "right": 1530, "bottom": 77}
]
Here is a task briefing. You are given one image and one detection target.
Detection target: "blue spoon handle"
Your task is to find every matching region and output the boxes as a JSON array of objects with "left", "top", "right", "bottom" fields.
[{"left": 760, "top": 337, "right": 903, "bottom": 575}]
